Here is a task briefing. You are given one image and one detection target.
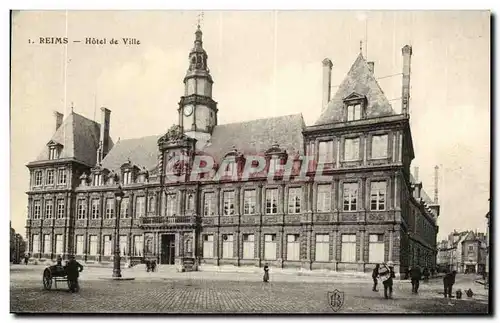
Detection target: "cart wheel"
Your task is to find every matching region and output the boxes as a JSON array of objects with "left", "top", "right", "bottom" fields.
[{"left": 43, "top": 268, "right": 52, "bottom": 290}]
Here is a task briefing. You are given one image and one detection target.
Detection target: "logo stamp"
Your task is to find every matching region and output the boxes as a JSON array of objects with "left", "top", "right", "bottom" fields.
[{"left": 327, "top": 289, "right": 344, "bottom": 312}]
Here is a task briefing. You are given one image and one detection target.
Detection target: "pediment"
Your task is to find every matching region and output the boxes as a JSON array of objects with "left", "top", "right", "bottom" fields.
[
  {"left": 47, "top": 140, "right": 63, "bottom": 147},
  {"left": 265, "top": 143, "right": 287, "bottom": 156},
  {"left": 343, "top": 92, "right": 366, "bottom": 102}
]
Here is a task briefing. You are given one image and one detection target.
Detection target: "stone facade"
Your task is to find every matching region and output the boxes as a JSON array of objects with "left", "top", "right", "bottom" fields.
[{"left": 25, "top": 25, "right": 439, "bottom": 276}]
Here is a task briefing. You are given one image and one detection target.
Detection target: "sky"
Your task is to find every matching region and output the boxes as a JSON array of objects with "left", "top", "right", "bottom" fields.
[{"left": 10, "top": 10, "right": 490, "bottom": 240}]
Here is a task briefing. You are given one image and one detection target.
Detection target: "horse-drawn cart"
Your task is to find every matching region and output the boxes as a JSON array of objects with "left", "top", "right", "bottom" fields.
[{"left": 42, "top": 265, "right": 70, "bottom": 290}]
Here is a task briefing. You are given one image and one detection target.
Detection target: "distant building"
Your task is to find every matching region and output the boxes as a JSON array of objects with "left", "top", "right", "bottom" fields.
[
  {"left": 10, "top": 222, "right": 26, "bottom": 263},
  {"left": 25, "top": 25, "right": 439, "bottom": 275},
  {"left": 437, "top": 230, "right": 486, "bottom": 273}
]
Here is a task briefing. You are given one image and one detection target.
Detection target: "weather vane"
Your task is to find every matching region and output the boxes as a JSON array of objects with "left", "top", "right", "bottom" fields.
[{"left": 197, "top": 12, "right": 204, "bottom": 28}]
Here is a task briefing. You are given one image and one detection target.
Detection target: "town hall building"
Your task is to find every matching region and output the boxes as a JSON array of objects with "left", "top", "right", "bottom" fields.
[{"left": 25, "top": 25, "right": 439, "bottom": 276}]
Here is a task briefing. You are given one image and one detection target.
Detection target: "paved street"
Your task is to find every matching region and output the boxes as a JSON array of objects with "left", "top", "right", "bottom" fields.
[{"left": 10, "top": 265, "right": 489, "bottom": 314}]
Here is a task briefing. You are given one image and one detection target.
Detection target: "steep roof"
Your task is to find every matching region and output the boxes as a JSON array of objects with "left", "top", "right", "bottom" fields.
[
  {"left": 203, "top": 114, "right": 305, "bottom": 162},
  {"left": 34, "top": 112, "right": 108, "bottom": 166},
  {"left": 100, "top": 114, "right": 306, "bottom": 172},
  {"left": 315, "top": 53, "right": 396, "bottom": 125},
  {"left": 101, "top": 135, "right": 161, "bottom": 172}
]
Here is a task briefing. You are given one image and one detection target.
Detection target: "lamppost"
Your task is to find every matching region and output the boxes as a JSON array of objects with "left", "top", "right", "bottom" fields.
[{"left": 113, "top": 185, "right": 125, "bottom": 278}]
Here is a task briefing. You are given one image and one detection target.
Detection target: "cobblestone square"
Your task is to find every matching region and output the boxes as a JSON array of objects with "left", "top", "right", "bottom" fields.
[{"left": 10, "top": 266, "right": 489, "bottom": 314}]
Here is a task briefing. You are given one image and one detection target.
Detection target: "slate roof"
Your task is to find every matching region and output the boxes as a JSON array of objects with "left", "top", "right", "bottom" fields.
[
  {"left": 315, "top": 53, "right": 396, "bottom": 125},
  {"left": 203, "top": 114, "right": 305, "bottom": 162},
  {"left": 34, "top": 112, "right": 111, "bottom": 166},
  {"left": 101, "top": 135, "right": 161, "bottom": 172},
  {"left": 100, "top": 114, "right": 306, "bottom": 172}
]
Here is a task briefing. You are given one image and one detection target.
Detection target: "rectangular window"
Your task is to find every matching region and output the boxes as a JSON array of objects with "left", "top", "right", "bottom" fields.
[
  {"left": 32, "top": 234, "right": 40, "bottom": 254},
  {"left": 46, "top": 170, "right": 54, "bottom": 185},
  {"left": 468, "top": 245, "right": 474, "bottom": 252},
  {"left": 57, "top": 199, "right": 65, "bottom": 219},
  {"left": 91, "top": 199, "right": 100, "bottom": 219},
  {"left": 94, "top": 174, "right": 102, "bottom": 186},
  {"left": 123, "top": 171, "right": 132, "bottom": 185},
  {"left": 288, "top": 187, "right": 301, "bottom": 214},
  {"left": 370, "top": 181, "right": 387, "bottom": 211},
  {"left": 49, "top": 147, "right": 56, "bottom": 160},
  {"left": 55, "top": 234, "right": 63, "bottom": 255},
  {"left": 77, "top": 199, "right": 86, "bottom": 219},
  {"left": 120, "top": 197, "right": 129, "bottom": 218},
  {"left": 347, "top": 104, "right": 361, "bottom": 121},
  {"left": 43, "top": 234, "right": 51, "bottom": 254},
  {"left": 315, "top": 234, "right": 330, "bottom": 262},
  {"left": 371, "top": 134, "right": 388, "bottom": 159},
  {"left": 119, "top": 235, "right": 128, "bottom": 256},
  {"left": 318, "top": 141, "right": 334, "bottom": 163},
  {"left": 264, "top": 234, "right": 277, "bottom": 260},
  {"left": 317, "top": 184, "right": 331, "bottom": 212},
  {"left": 203, "top": 235, "right": 214, "bottom": 258},
  {"left": 343, "top": 183, "right": 358, "bottom": 211},
  {"left": 166, "top": 194, "right": 176, "bottom": 216},
  {"left": 88, "top": 235, "right": 98, "bottom": 256},
  {"left": 344, "top": 138, "right": 360, "bottom": 161},
  {"left": 105, "top": 198, "right": 115, "bottom": 219},
  {"left": 222, "top": 234, "right": 234, "bottom": 259},
  {"left": 223, "top": 191, "right": 235, "bottom": 216},
  {"left": 243, "top": 234, "right": 255, "bottom": 259},
  {"left": 148, "top": 196, "right": 156, "bottom": 214},
  {"left": 133, "top": 235, "right": 143, "bottom": 256},
  {"left": 33, "top": 200, "right": 41, "bottom": 219},
  {"left": 341, "top": 234, "right": 357, "bottom": 263},
  {"left": 265, "top": 188, "right": 278, "bottom": 214},
  {"left": 45, "top": 200, "right": 53, "bottom": 219},
  {"left": 75, "top": 235, "right": 84, "bottom": 255},
  {"left": 57, "top": 168, "right": 67, "bottom": 184},
  {"left": 103, "top": 235, "right": 112, "bottom": 256},
  {"left": 34, "top": 171, "right": 42, "bottom": 186},
  {"left": 369, "top": 234, "right": 385, "bottom": 263},
  {"left": 287, "top": 234, "right": 300, "bottom": 261},
  {"left": 203, "top": 192, "right": 215, "bottom": 216},
  {"left": 243, "top": 190, "right": 256, "bottom": 215},
  {"left": 136, "top": 196, "right": 145, "bottom": 218},
  {"left": 269, "top": 157, "right": 279, "bottom": 173}
]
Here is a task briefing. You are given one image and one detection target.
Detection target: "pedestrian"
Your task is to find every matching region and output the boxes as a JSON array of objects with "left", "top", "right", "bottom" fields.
[
  {"left": 423, "top": 267, "right": 430, "bottom": 281},
  {"left": 411, "top": 265, "right": 421, "bottom": 294},
  {"left": 443, "top": 270, "right": 457, "bottom": 298},
  {"left": 379, "top": 262, "right": 395, "bottom": 299},
  {"left": 430, "top": 267, "right": 435, "bottom": 278},
  {"left": 56, "top": 255, "right": 63, "bottom": 267},
  {"left": 263, "top": 264, "right": 270, "bottom": 283},
  {"left": 372, "top": 264, "right": 380, "bottom": 292},
  {"left": 24, "top": 254, "right": 29, "bottom": 265},
  {"left": 64, "top": 255, "right": 84, "bottom": 293}
]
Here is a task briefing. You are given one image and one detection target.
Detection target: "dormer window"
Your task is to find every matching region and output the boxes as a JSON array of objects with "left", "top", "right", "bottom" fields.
[
  {"left": 347, "top": 104, "right": 361, "bottom": 121},
  {"left": 123, "top": 171, "right": 132, "bottom": 185},
  {"left": 47, "top": 141, "right": 62, "bottom": 160},
  {"left": 265, "top": 143, "right": 287, "bottom": 175},
  {"left": 343, "top": 92, "right": 367, "bottom": 122},
  {"left": 93, "top": 174, "right": 103, "bottom": 186}
]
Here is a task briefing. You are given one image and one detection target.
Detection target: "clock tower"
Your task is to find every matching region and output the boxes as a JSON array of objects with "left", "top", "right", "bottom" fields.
[{"left": 179, "top": 25, "right": 218, "bottom": 149}]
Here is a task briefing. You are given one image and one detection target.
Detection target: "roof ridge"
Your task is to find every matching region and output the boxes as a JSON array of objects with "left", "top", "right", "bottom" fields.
[{"left": 218, "top": 113, "right": 303, "bottom": 127}]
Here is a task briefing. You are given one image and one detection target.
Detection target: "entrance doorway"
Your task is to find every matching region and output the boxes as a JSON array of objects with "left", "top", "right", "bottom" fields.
[{"left": 161, "top": 234, "right": 175, "bottom": 265}]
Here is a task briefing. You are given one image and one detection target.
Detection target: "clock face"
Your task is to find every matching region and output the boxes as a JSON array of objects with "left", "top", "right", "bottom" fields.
[{"left": 184, "top": 105, "right": 193, "bottom": 116}]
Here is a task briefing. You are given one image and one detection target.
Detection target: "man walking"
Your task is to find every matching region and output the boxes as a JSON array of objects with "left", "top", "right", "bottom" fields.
[
  {"left": 443, "top": 270, "right": 457, "bottom": 298},
  {"left": 372, "top": 264, "right": 380, "bottom": 292},
  {"left": 379, "top": 262, "right": 396, "bottom": 299},
  {"left": 411, "top": 265, "right": 421, "bottom": 294},
  {"left": 64, "top": 255, "right": 84, "bottom": 293}
]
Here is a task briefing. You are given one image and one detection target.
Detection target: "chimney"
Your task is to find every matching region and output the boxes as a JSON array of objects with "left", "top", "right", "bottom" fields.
[
  {"left": 434, "top": 165, "right": 439, "bottom": 204},
  {"left": 321, "top": 58, "right": 333, "bottom": 112},
  {"left": 367, "top": 61, "right": 375, "bottom": 74},
  {"left": 414, "top": 166, "right": 419, "bottom": 182},
  {"left": 54, "top": 112, "right": 63, "bottom": 131},
  {"left": 97, "top": 107, "right": 111, "bottom": 164},
  {"left": 401, "top": 45, "right": 413, "bottom": 116}
]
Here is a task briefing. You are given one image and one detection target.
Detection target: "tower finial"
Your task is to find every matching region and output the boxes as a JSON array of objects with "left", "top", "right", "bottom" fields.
[
  {"left": 359, "top": 40, "right": 363, "bottom": 55},
  {"left": 71, "top": 101, "right": 74, "bottom": 112},
  {"left": 197, "top": 12, "right": 204, "bottom": 29}
]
